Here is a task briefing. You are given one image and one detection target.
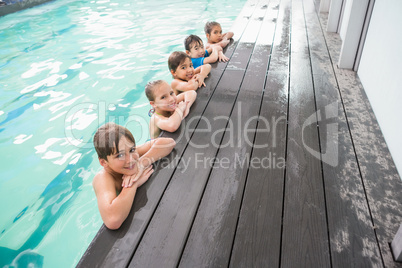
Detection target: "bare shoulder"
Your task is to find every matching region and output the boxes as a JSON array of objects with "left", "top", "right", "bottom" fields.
[
  {"left": 92, "top": 169, "right": 117, "bottom": 195},
  {"left": 171, "top": 79, "right": 188, "bottom": 93},
  {"left": 171, "top": 79, "right": 180, "bottom": 89}
]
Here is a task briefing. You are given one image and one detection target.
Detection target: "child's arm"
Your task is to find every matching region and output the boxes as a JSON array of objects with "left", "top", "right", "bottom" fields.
[
  {"left": 137, "top": 137, "right": 176, "bottom": 166},
  {"left": 93, "top": 166, "right": 154, "bottom": 230},
  {"left": 177, "top": 90, "right": 197, "bottom": 117},
  {"left": 218, "top": 32, "right": 234, "bottom": 48},
  {"left": 218, "top": 50, "right": 229, "bottom": 62},
  {"left": 203, "top": 46, "right": 221, "bottom": 64},
  {"left": 171, "top": 78, "right": 199, "bottom": 92},
  {"left": 223, "top": 31, "right": 234, "bottom": 40},
  {"left": 193, "top": 64, "right": 211, "bottom": 87},
  {"left": 122, "top": 137, "right": 176, "bottom": 187},
  {"left": 155, "top": 102, "right": 187, "bottom": 133}
]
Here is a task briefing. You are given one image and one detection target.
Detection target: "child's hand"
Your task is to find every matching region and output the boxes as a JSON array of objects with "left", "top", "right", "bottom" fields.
[
  {"left": 122, "top": 163, "right": 144, "bottom": 188},
  {"left": 183, "top": 100, "right": 191, "bottom": 118},
  {"left": 193, "top": 74, "right": 206, "bottom": 88},
  {"left": 188, "top": 78, "right": 199, "bottom": 89},
  {"left": 135, "top": 165, "right": 154, "bottom": 187},
  {"left": 221, "top": 38, "right": 230, "bottom": 47},
  {"left": 218, "top": 51, "right": 229, "bottom": 62},
  {"left": 122, "top": 174, "right": 134, "bottom": 188},
  {"left": 122, "top": 165, "right": 154, "bottom": 188},
  {"left": 121, "top": 163, "right": 146, "bottom": 188},
  {"left": 177, "top": 101, "right": 187, "bottom": 115}
]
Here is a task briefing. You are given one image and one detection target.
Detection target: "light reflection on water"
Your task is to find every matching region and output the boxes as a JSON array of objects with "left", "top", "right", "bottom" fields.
[{"left": 0, "top": 0, "right": 245, "bottom": 267}]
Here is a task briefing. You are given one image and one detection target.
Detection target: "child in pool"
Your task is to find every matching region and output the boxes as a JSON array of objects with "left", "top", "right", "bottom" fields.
[
  {"left": 204, "top": 21, "right": 234, "bottom": 49},
  {"left": 146, "top": 80, "right": 197, "bottom": 139},
  {"left": 184, "top": 34, "right": 229, "bottom": 70},
  {"left": 92, "top": 122, "right": 175, "bottom": 229},
  {"left": 168, "top": 51, "right": 211, "bottom": 95}
]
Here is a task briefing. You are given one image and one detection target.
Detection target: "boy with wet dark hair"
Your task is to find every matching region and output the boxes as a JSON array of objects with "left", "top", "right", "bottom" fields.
[{"left": 92, "top": 122, "right": 175, "bottom": 229}]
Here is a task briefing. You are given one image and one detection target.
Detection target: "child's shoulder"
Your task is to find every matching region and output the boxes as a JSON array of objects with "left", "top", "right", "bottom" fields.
[
  {"left": 92, "top": 169, "right": 114, "bottom": 189},
  {"left": 171, "top": 78, "right": 180, "bottom": 89},
  {"left": 171, "top": 78, "right": 187, "bottom": 88}
]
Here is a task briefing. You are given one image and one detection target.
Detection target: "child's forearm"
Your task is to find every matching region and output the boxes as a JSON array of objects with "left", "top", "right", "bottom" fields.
[
  {"left": 102, "top": 185, "right": 138, "bottom": 229},
  {"left": 139, "top": 138, "right": 176, "bottom": 167},
  {"left": 180, "top": 80, "right": 198, "bottom": 91},
  {"left": 223, "top": 31, "right": 234, "bottom": 40},
  {"left": 200, "top": 64, "right": 211, "bottom": 78},
  {"left": 205, "top": 48, "right": 219, "bottom": 63},
  {"left": 184, "top": 90, "right": 197, "bottom": 104},
  {"left": 157, "top": 107, "right": 185, "bottom": 133}
]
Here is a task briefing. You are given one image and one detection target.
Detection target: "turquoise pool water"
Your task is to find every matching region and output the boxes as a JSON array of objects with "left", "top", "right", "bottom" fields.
[{"left": 0, "top": 0, "right": 246, "bottom": 267}]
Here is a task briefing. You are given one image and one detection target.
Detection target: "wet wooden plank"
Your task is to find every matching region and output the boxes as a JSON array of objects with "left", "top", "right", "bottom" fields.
[
  {"left": 303, "top": 0, "right": 383, "bottom": 266},
  {"left": 318, "top": 10, "right": 402, "bottom": 268},
  {"left": 76, "top": 1, "right": 259, "bottom": 267},
  {"left": 128, "top": 68, "right": 246, "bottom": 267},
  {"left": 128, "top": 5, "right": 268, "bottom": 267},
  {"left": 178, "top": 1, "right": 278, "bottom": 267},
  {"left": 229, "top": 0, "right": 290, "bottom": 266},
  {"left": 280, "top": 0, "right": 330, "bottom": 266},
  {"left": 0, "top": 0, "right": 54, "bottom": 16}
]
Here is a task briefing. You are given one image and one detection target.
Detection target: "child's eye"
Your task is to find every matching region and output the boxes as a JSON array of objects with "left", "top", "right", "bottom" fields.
[
  {"left": 161, "top": 96, "right": 165, "bottom": 99},
  {"left": 130, "top": 147, "right": 136, "bottom": 153},
  {"left": 170, "top": 91, "right": 174, "bottom": 95},
  {"left": 117, "top": 153, "right": 124, "bottom": 158}
]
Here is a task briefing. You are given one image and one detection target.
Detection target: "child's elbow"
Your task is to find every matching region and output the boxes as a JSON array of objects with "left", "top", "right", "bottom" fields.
[
  {"left": 156, "top": 137, "right": 176, "bottom": 149},
  {"left": 104, "top": 217, "right": 124, "bottom": 230},
  {"left": 164, "top": 126, "right": 180, "bottom": 133},
  {"left": 187, "top": 90, "right": 197, "bottom": 99},
  {"left": 167, "top": 138, "right": 176, "bottom": 150}
]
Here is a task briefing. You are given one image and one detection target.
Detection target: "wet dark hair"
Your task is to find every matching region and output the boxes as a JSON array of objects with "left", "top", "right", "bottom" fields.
[
  {"left": 184, "top": 34, "right": 203, "bottom": 51},
  {"left": 145, "top": 80, "right": 165, "bottom": 101},
  {"left": 168, "top": 51, "right": 191, "bottom": 72},
  {"left": 204, "top": 21, "right": 221, "bottom": 35},
  {"left": 93, "top": 122, "right": 135, "bottom": 161}
]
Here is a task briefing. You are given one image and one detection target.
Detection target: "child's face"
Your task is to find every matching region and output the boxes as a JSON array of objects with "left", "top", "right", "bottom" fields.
[
  {"left": 171, "top": 57, "right": 194, "bottom": 81},
  {"left": 105, "top": 136, "right": 139, "bottom": 176},
  {"left": 187, "top": 41, "right": 206, "bottom": 58},
  {"left": 151, "top": 82, "right": 178, "bottom": 112},
  {"left": 207, "top": 25, "right": 223, "bottom": 43}
]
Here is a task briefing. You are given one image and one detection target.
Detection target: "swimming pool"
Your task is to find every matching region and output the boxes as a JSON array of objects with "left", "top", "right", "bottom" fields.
[{"left": 0, "top": 0, "right": 246, "bottom": 267}]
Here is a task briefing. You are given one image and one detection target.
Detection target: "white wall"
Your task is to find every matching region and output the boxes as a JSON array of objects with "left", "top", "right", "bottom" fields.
[
  {"left": 339, "top": 0, "right": 352, "bottom": 39},
  {"left": 358, "top": 0, "right": 402, "bottom": 177}
]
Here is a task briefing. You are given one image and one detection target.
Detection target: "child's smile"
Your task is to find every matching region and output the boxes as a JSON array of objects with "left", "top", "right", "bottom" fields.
[
  {"left": 152, "top": 81, "right": 178, "bottom": 114},
  {"left": 105, "top": 136, "right": 139, "bottom": 176},
  {"left": 173, "top": 58, "right": 195, "bottom": 81}
]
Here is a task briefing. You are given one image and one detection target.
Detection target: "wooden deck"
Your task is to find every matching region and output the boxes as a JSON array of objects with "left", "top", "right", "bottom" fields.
[{"left": 78, "top": 0, "right": 402, "bottom": 267}]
